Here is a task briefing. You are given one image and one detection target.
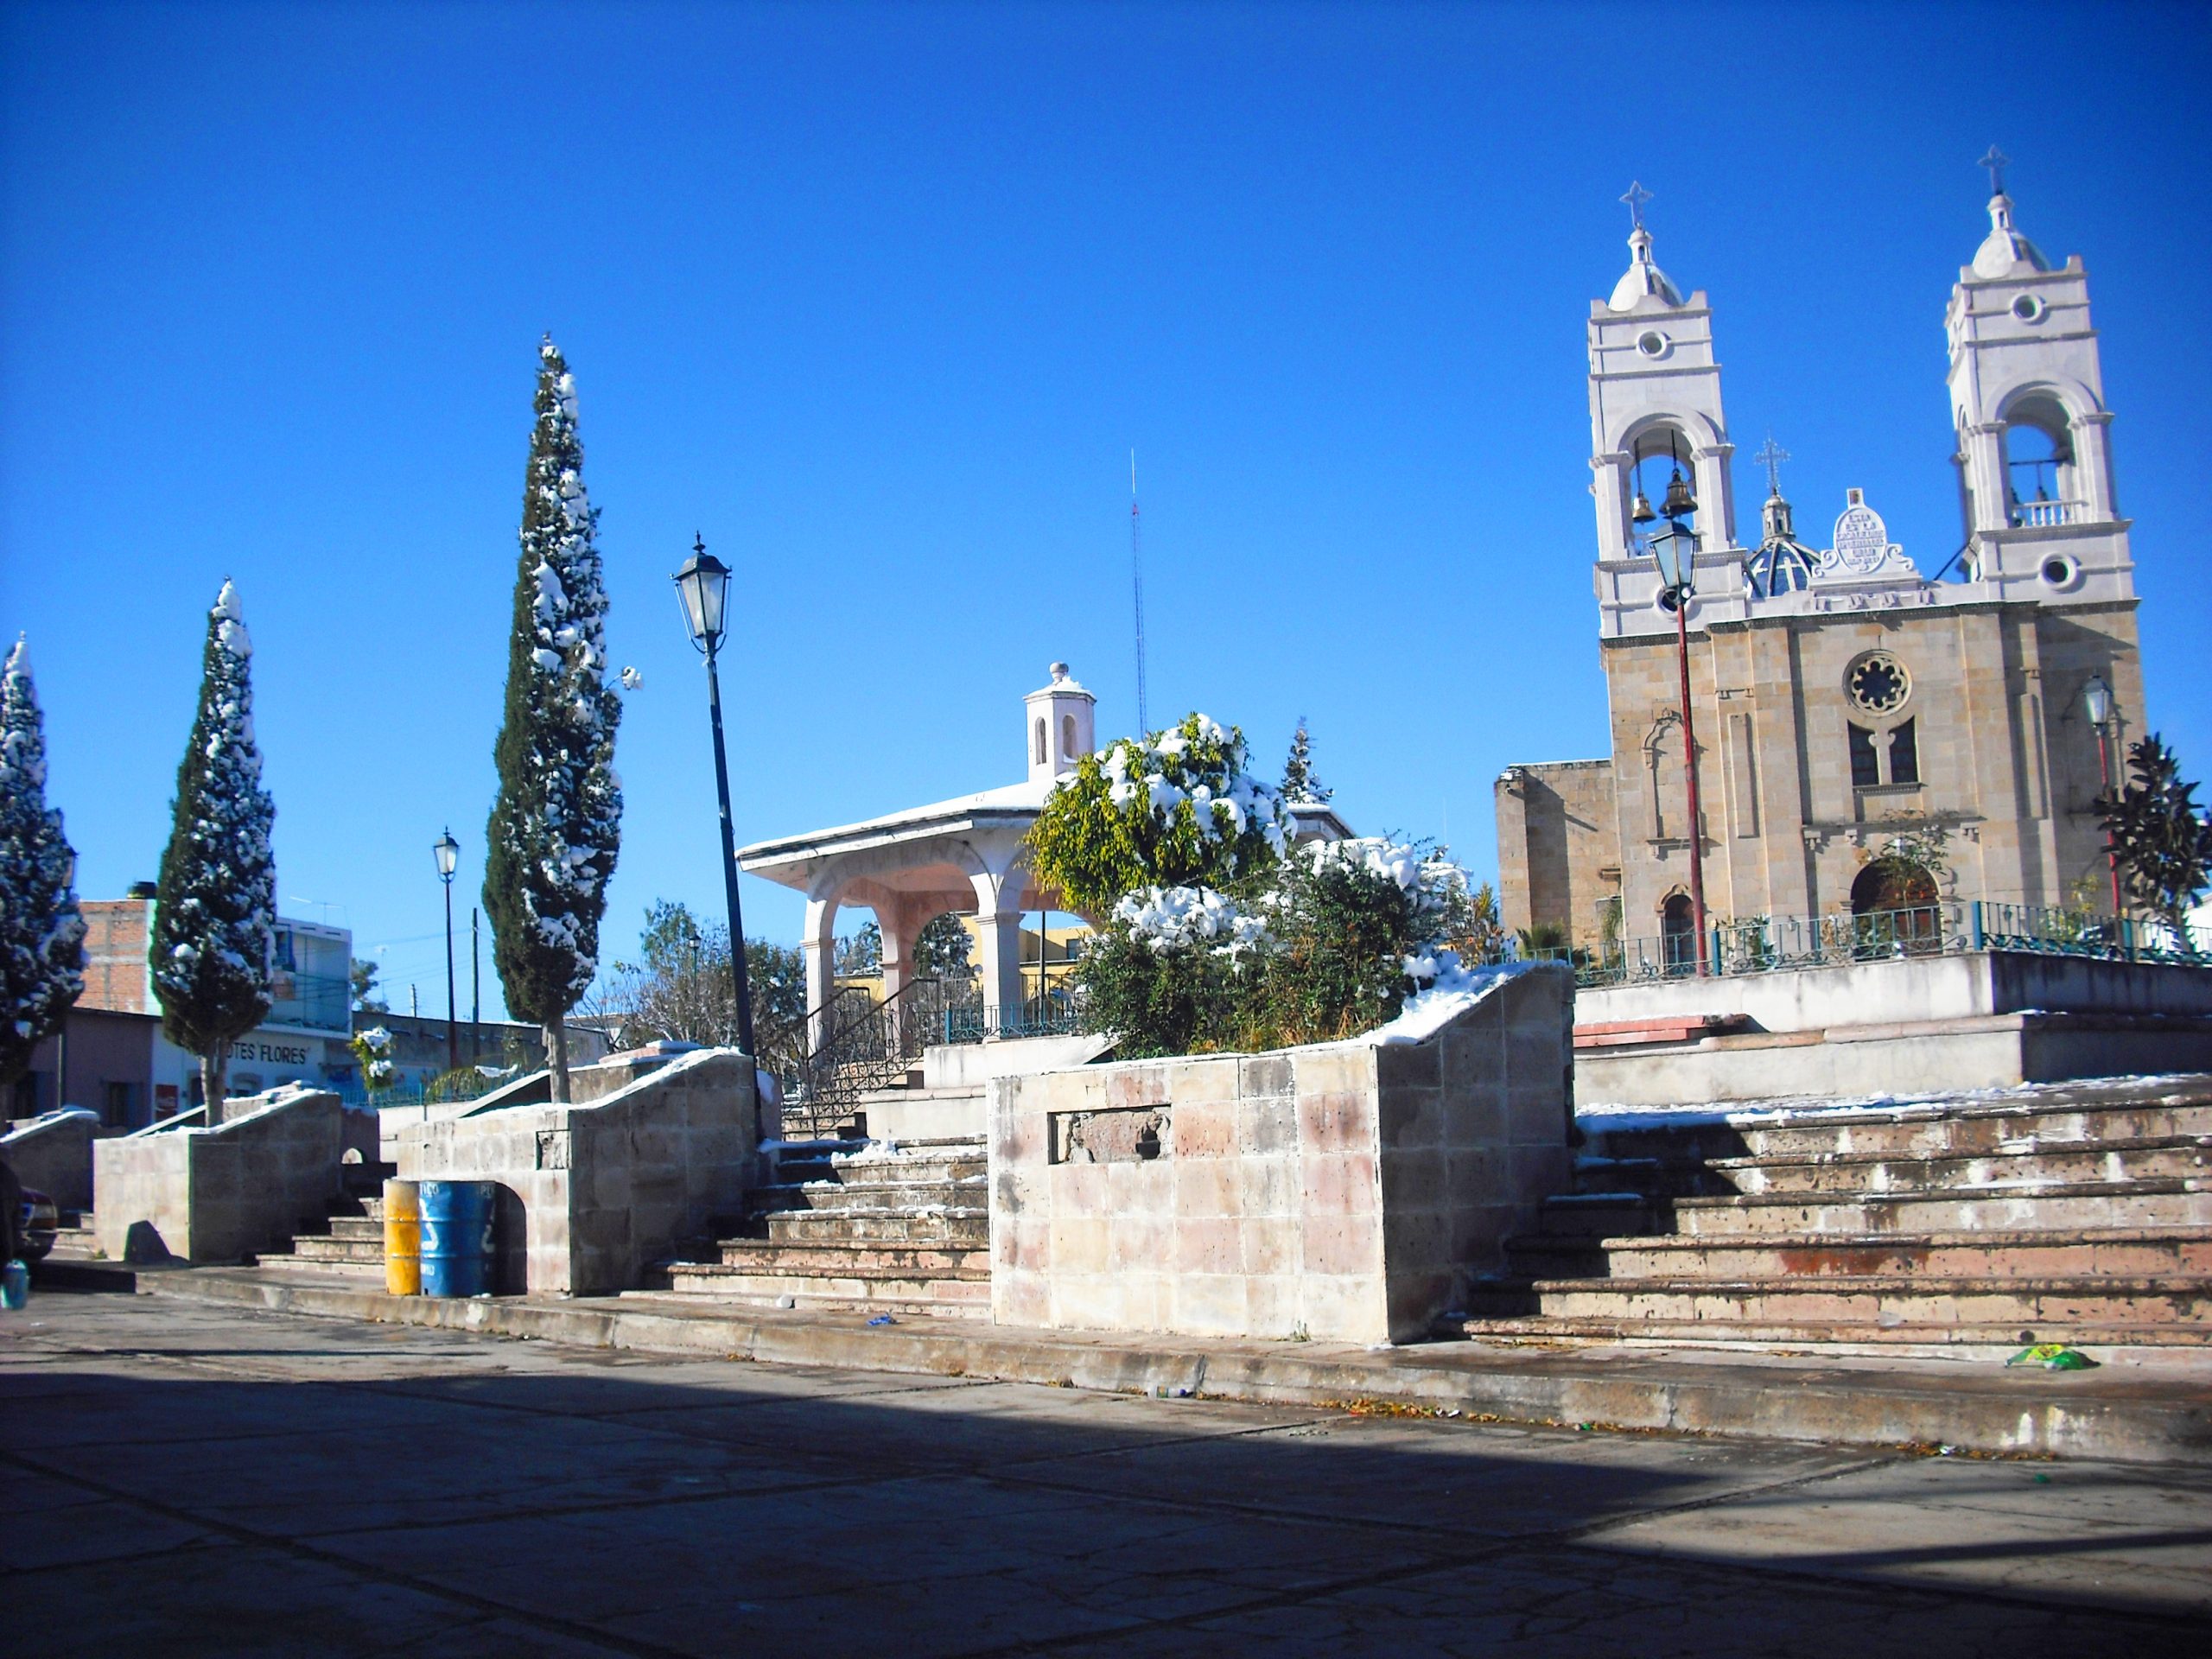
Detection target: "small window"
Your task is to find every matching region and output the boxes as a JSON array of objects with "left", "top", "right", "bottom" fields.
[
  {"left": 2011, "top": 294, "right": 2047, "bottom": 323},
  {"left": 1890, "top": 719, "right": 1919, "bottom": 786},
  {"left": 1033, "top": 718, "right": 1046, "bottom": 766},
  {"left": 1061, "top": 714, "right": 1077, "bottom": 759},
  {"left": 1848, "top": 723, "right": 1880, "bottom": 788},
  {"left": 102, "top": 1080, "right": 133, "bottom": 1127}
]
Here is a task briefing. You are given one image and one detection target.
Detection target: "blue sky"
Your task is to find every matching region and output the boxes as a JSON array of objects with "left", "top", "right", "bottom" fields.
[{"left": 3, "top": 1, "right": 2207, "bottom": 1020}]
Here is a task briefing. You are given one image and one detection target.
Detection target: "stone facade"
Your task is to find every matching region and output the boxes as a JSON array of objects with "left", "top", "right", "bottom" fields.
[
  {"left": 93, "top": 1087, "right": 344, "bottom": 1263},
  {"left": 389, "top": 1047, "right": 765, "bottom": 1295},
  {"left": 1499, "top": 179, "right": 2146, "bottom": 952},
  {"left": 988, "top": 964, "right": 1573, "bottom": 1344}
]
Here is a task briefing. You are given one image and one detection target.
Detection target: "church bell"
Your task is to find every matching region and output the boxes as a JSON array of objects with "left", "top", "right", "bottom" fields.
[{"left": 1662, "top": 467, "right": 1698, "bottom": 520}]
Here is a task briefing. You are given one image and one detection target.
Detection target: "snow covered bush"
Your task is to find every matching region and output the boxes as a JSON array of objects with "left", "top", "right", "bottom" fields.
[
  {"left": 151, "top": 582, "right": 277, "bottom": 1121},
  {"left": 349, "top": 1024, "right": 397, "bottom": 1094},
  {"left": 0, "top": 639, "right": 85, "bottom": 1088},
  {"left": 484, "top": 338, "right": 623, "bottom": 1102},
  {"left": 1245, "top": 836, "right": 1474, "bottom": 1046},
  {"left": 1026, "top": 713, "right": 1294, "bottom": 918}
]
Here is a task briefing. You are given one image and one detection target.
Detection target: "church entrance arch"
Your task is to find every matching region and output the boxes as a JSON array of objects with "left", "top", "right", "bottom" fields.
[{"left": 1849, "top": 860, "right": 1941, "bottom": 956}]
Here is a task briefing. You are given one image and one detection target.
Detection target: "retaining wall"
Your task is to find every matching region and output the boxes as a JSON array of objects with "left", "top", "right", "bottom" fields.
[
  {"left": 990, "top": 964, "right": 1573, "bottom": 1345},
  {"left": 1, "top": 1107, "right": 101, "bottom": 1211},
  {"left": 93, "top": 1087, "right": 343, "bottom": 1262},
  {"left": 388, "top": 1047, "right": 765, "bottom": 1295}
]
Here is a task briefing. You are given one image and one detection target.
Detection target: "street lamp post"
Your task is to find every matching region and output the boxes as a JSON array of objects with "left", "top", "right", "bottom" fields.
[
  {"left": 2083, "top": 674, "right": 2123, "bottom": 918},
  {"left": 1639, "top": 448, "right": 1709, "bottom": 975},
  {"left": 674, "top": 535, "right": 758, "bottom": 1057},
  {"left": 433, "top": 829, "right": 460, "bottom": 1075}
]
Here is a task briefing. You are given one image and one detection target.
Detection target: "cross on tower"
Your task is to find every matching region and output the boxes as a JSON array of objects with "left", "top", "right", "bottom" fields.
[
  {"left": 1753, "top": 435, "right": 1790, "bottom": 497},
  {"left": 1620, "top": 181, "right": 1653, "bottom": 230},
  {"left": 1979, "top": 145, "right": 2011, "bottom": 197}
]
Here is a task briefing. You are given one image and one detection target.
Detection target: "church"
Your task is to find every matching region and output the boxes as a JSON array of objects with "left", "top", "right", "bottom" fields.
[{"left": 1496, "top": 158, "right": 2145, "bottom": 963}]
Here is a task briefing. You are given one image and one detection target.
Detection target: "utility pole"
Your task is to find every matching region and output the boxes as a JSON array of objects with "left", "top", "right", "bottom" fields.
[
  {"left": 471, "top": 906, "right": 482, "bottom": 1063},
  {"left": 1130, "top": 450, "right": 1148, "bottom": 737}
]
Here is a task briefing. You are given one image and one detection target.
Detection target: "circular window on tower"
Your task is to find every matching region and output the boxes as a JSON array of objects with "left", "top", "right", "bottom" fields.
[
  {"left": 1636, "top": 329, "right": 1671, "bottom": 359},
  {"left": 2011, "top": 294, "right": 2048, "bottom": 323},
  {"left": 1845, "top": 652, "right": 1911, "bottom": 716}
]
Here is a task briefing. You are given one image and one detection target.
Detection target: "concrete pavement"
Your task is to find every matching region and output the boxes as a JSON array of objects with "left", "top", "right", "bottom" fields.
[{"left": 3, "top": 1293, "right": 2207, "bottom": 1655}]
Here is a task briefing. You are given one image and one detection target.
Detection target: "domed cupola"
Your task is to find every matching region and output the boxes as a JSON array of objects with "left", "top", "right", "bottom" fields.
[
  {"left": 1970, "top": 147, "right": 2052, "bottom": 279},
  {"left": 1608, "top": 181, "right": 1685, "bottom": 311},
  {"left": 1743, "top": 438, "right": 1817, "bottom": 600}
]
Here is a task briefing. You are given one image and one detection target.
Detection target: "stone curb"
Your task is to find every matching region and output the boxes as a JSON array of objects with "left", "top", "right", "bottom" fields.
[{"left": 139, "top": 1269, "right": 2212, "bottom": 1467}]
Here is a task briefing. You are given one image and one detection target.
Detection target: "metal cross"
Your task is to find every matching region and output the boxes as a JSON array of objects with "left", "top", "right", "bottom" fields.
[
  {"left": 1620, "top": 181, "right": 1653, "bottom": 230},
  {"left": 1979, "top": 145, "right": 2010, "bottom": 197},
  {"left": 1753, "top": 435, "right": 1790, "bottom": 496}
]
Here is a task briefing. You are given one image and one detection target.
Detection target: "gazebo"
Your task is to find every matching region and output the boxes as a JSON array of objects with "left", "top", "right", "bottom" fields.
[{"left": 738, "top": 664, "right": 1351, "bottom": 1045}]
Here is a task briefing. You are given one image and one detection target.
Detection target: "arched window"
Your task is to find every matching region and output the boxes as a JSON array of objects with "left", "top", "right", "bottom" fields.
[
  {"left": 2001, "top": 394, "right": 2077, "bottom": 527},
  {"left": 1033, "top": 717, "right": 1046, "bottom": 766},
  {"left": 1626, "top": 425, "right": 1700, "bottom": 559},
  {"left": 1661, "top": 893, "right": 1696, "bottom": 976},
  {"left": 1061, "top": 714, "right": 1077, "bottom": 759}
]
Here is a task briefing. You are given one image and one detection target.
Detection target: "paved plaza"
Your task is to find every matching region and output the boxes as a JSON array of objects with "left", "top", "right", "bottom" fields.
[{"left": 0, "top": 1294, "right": 2205, "bottom": 1655}]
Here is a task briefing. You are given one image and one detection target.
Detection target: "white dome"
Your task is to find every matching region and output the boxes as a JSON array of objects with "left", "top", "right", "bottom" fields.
[
  {"left": 1972, "top": 194, "right": 2051, "bottom": 280},
  {"left": 1609, "top": 225, "right": 1684, "bottom": 311}
]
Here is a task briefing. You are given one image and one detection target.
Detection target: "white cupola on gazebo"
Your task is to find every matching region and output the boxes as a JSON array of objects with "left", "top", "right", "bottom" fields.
[{"left": 1023, "top": 662, "right": 1096, "bottom": 784}]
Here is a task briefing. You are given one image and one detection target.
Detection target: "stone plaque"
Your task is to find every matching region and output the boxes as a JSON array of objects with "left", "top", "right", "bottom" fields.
[{"left": 1051, "top": 1107, "right": 1173, "bottom": 1164}]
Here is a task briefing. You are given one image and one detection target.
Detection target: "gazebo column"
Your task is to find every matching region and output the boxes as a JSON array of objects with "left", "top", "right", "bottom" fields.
[
  {"left": 801, "top": 891, "right": 840, "bottom": 1051},
  {"left": 968, "top": 864, "right": 1028, "bottom": 1033},
  {"left": 877, "top": 895, "right": 927, "bottom": 1007}
]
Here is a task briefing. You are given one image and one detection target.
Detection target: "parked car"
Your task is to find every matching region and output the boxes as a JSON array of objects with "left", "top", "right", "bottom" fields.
[{"left": 17, "top": 1187, "right": 58, "bottom": 1261}]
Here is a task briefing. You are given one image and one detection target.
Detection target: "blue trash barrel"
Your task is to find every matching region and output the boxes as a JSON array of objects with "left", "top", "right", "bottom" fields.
[{"left": 418, "top": 1180, "right": 494, "bottom": 1298}]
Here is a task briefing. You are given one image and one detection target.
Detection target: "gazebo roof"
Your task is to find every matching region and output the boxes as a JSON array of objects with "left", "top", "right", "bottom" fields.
[{"left": 737, "top": 776, "right": 1058, "bottom": 893}]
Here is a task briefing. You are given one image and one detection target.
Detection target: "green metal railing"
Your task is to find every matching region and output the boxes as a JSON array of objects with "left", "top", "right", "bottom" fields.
[
  {"left": 1521, "top": 900, "right": 2207, "bottom": 989},
  {"left": 940, "top": 1000, "right": 1083, "bottom": 1044}
]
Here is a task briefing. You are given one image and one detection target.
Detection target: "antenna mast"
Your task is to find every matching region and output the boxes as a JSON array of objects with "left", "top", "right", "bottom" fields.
[{"left": 1129, "top": 449, "right": 1149, "bottom": 737}]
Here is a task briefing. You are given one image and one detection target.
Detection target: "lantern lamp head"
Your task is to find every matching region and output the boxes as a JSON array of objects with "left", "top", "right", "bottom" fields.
[
  {"left": 673, "top": 533, "right": 732, "bottom": 654},
  {"left": 2082, "top": 674, "right": 2113, "bottom": 729},
  {"left": 433, "top": 829, "right": 460, "bottom": 883}
]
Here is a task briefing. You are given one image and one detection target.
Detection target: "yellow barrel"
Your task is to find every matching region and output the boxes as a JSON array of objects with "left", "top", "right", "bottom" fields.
[{"left": 384, "top": 1179, "right": 422, "bottom": 1296}]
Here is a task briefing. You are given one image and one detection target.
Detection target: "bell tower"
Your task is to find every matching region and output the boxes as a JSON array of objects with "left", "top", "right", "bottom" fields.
[
  {"left": 1945, "top": 148, "right": 2133, "bottom": 606},
  {"left": 1587, "top": 183, "right": 1739, "bottom": 640},
  {"left": 1024, "top": 662, "right": 1096, "bottom": 785}
]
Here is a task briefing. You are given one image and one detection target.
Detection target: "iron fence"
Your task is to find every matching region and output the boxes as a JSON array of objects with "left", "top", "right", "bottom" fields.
[{"left": 1521, "top": 899, "right": 2207, "bottom": 990}]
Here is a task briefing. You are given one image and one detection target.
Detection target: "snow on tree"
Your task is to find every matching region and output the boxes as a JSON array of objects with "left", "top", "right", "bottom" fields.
[
  {"left": 484, "top": 337, "right": 622, "bottom": 1102},
  {"left": 151, "top": 582, "right": 276, "bottom": 1122},
  {"left": 1281, "top": 716, "right": 1331, "bottom": 803},
  {"left": 0, "top": 639, "right": 86, "bottom": 1090}
]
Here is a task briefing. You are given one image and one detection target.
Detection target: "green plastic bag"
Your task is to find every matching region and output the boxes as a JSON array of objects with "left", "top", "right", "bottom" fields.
[{"left": 2005, "top": 1343, "right": 2099, "bottom": 1370}]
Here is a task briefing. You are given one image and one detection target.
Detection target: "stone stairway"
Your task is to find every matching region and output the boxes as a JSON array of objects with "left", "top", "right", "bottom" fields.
[
  {"left": 253, "top": 1172, "right": 392, "bottom": 1281},
  {"left": 651, "top": 1135, "right": 990, "bottom": 1319},
  {"left": 1459, "top": 1074, "right": 2212, "bottom": 1349}
]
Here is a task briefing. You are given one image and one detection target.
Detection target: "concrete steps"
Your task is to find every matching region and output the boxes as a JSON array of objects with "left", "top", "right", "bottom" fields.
[
  {"left": 654, "top": 1136, "right": 991, "bottom": 1316},
  {"left": 1461, "top": 1075, "right": 2212, "bottom": 1351}
]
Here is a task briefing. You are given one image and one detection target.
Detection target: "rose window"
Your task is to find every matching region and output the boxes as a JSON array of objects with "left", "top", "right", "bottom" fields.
[{"left": 1846, "top": 653, "right": 1910, "bottom": 716}]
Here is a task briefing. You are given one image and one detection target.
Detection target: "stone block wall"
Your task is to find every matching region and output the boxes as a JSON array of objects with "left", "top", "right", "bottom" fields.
[
  {"left": 93, "top": 1088, "right": 343, "bottom": 1262},
  {"left": 990, "top": 964, "right": 1573, "bottom": 1344},
  {"left": 391, "top": 1048, "right": 765, "bottom": 1294},
  {"left": 2, "top": 1107, "right": 101, "bottom": 1211}
]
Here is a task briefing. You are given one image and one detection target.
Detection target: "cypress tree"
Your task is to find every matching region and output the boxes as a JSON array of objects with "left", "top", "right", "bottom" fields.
[
  {"left": 151, "top": 582, "right": 276, "bottom": 1122},
  {"left": 484, "top": 337, "right": 622, "bottom": 1101},
  {"left": 1281, "top": 716, "right": 1331, "bottom": 804},
  {"left": 0, "top": 639, "right": 86, "bottom": 1092}
]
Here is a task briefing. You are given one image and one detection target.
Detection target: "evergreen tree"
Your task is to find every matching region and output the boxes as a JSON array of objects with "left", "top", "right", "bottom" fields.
[
  {"left": 1281, "top": 716, "right": 1331, "bottom": 803},
  {"left": 484, "top": 337, "right": 622, "bottom": 1101},
  {"left": 2096, "top": 734, "right": 2212, "bottom": 940},
  {"left": 151, "top": 582, "right": 276, "bottom": 1122},
  {"left": 0, "top": 639, "right": 86, "bottom": 1090}
]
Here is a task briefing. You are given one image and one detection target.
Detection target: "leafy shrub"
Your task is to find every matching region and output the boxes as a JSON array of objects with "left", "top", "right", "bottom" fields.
[{"left": 1027, "top": 714, "right": 1294, "bottom": 918}]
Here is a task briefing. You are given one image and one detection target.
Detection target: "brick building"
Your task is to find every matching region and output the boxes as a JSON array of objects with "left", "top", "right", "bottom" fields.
[{"left": 1497, "top": 166, "right": 2145, "bottom": 960}]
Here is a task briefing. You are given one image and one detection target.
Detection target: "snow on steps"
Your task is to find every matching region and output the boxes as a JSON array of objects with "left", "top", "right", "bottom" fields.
[{"left": 1459, "top": 1073, "right": 2212, "bottom": 1350}]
